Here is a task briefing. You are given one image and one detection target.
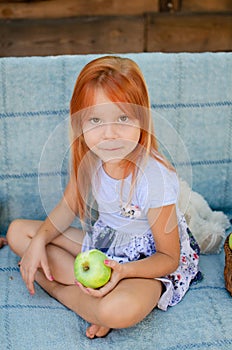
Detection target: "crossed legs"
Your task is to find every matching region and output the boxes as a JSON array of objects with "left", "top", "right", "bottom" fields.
[{"left": 7, "top": 219, "right": 162, "bottom": 338}]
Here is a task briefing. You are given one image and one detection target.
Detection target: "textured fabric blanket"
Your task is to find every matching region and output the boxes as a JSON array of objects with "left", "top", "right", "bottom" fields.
[{"left": 0, "top": 245, "right": 231, "bottom": 350}]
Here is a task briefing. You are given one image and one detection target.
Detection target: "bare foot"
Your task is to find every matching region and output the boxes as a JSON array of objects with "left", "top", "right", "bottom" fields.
[
  {"left": 86, "top": 324, "right": 111, "bottom": 339},
  {"left": 36, "top": 271, "right": 112, "bottom": 339}
]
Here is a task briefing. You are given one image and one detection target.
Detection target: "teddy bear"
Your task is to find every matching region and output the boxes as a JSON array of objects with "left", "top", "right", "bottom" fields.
[{"left": 178, "top": 179, "right": 230, "bottom": 254}]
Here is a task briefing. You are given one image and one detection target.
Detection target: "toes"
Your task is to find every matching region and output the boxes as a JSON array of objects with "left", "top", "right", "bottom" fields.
[
  {"left": 86, "top": 324, "right": 99, "bottom": 339},
  {"left": 95, "top": 326, "right": 111, "bottom": 338},
  {"left": 86, "top": 324, "right": 111, "bottom": 339}
]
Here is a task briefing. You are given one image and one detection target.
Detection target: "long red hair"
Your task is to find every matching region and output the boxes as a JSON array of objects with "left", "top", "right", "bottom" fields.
[{"left": 70, "top": 56, "right": 173, "bottom": 221}]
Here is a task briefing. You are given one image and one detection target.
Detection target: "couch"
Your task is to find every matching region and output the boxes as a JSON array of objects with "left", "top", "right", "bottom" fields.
[{"left": 0, "top": 52, "right": 231, "bottom": 350}]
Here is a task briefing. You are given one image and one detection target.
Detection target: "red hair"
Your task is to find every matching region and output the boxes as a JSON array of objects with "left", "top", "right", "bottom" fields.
[{"left": 70, "top": 56, "right": 173, "bottom": 221}]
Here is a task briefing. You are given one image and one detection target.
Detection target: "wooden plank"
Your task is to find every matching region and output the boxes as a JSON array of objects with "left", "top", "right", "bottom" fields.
[
  {"left": 147, "top": 14, "right": 232, "bottom": 52},
  {"left": 0, "top": 0, "right": 159, "bottom": 19},
  {"left": 181, "top": 0, "right": 232, "bottom": 13},
  {"left": 0, "top": 16, "right": 144, "bottom": 57},
  {"left": 160, "top": 0, "right": 181, "bottom": 13}
]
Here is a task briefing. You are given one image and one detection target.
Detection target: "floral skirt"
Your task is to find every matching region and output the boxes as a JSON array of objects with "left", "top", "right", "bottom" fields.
[{"left": 82, "top": 213, "right": 202, "bottom": 311}]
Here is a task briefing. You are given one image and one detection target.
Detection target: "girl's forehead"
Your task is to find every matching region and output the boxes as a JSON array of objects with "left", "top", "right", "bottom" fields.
[
  {"left": 83, "top": 88, "right": 125, "bottom": 116},
  {"left": 80, "top": 104, "right": 126, "bottom": 126},
  {"left": 90, "top": 102, "right": 124, "bottom": 116}
]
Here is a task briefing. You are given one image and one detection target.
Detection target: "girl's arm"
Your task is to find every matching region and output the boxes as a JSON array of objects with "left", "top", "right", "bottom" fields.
[
  {"left": 33, "top": 179, "right": 78, "bottom": 244},
  {"left": 77, "top": 204, "right": 180, "bottom": 297},
  {"left": 121, "top": 204, "right": 180, "bottom": 279},
  {"left": 19, "top": 179, "right": 78, "bottom": 294}
]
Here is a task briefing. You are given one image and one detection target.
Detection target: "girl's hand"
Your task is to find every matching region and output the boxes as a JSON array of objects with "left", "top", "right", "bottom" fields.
[
  {"left": 75, "top": 259, "right": 124, "bottom": 298},
  {"left": 19, "top": 237, "right": 53, "bottom": 295}
]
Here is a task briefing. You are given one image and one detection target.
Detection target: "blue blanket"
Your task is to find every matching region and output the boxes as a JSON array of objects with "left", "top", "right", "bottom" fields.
[{"left": 1, "top": 245, "right": 231, "bottom": 349}]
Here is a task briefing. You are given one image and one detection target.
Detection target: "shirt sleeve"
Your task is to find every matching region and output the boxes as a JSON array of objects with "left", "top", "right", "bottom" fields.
[{"left": 137, "top": 158, "right": 179, "bottom": 214}]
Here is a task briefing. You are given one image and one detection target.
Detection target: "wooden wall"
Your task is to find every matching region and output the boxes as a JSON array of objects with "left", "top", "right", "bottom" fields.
[{"left": 0, "top": 0, "right": 231, "bottom": 57}]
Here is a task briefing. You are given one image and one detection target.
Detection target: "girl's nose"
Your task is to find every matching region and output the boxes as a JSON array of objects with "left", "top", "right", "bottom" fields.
[{"left": 102, "top": 122, "right": 118, "bottom": 139}]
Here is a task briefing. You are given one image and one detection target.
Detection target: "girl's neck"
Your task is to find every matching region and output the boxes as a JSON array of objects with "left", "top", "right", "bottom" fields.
[{"left": 103, "top": 161, "right": 131, "bottom": 180}]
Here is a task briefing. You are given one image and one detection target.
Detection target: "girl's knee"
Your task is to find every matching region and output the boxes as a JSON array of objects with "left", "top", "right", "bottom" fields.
[
  {"left": 7, "top": 219, "right": 23, "bottom": 246},
  {"left": 7, "top": 219, "right": 34, "bottom": 251}
]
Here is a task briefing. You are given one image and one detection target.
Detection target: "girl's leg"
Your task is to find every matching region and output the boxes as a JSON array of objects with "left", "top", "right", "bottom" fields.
[
  {"left": 7, "top": 220, "right": 162, "bottom": 338},
  {"left": 35, "top": 270, "right": 162, "bottom": 338},
  {"left": 7, "top": 219, "right": 84, "bottom": 256},
  {"left": 7, "top": 219, "right": 84, "bottom": 284},
  {"left": 86, "top": 277, "right": 162, "bottom": 338}
]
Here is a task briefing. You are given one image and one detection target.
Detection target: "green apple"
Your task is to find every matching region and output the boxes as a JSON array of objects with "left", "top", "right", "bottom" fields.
[
  {"left": 74, "top": 249, "right": 112, "bottom": 289},
  {"left": 229, "top": 233, "right": 232, "bottom": 250}
]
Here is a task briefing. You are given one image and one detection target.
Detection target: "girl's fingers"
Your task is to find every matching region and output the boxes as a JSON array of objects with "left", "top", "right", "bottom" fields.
[
  {"left": 104, "top": 259, "right": 115, "bottom": 268},
  {"left": 104, "top": 259, "right": 122, "bottom": 273},
  {"left": 41, "top": 261, "right": 54, "bottom": 282},
  {"left": 19, "top": 264, "right": 36, "bottom": 295},
  {"left": 75, "top": 280, "right": 91, "bottom": 295},
  {"left": 26, "top": 270, "right": 35, "bottom": 295},
  {"left": 85, "top": 281, "right": 114, "bottom": 298},
  {"left": 74, "top": 280, "right": 107, "bottom": 297},
  {"left": 75, "top": 278, "right": 116, "bottom": 298},
  {"left": 27, "top": 282, "right": 35, "bottom": 295}
]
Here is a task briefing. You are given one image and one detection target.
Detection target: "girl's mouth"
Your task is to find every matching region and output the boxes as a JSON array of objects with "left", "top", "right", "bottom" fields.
[{"left": 101, "top": 147, "right": 122, "bottom": 151}]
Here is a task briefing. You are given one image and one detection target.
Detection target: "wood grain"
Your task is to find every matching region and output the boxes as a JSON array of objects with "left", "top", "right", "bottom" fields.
[
  {"left": 0, "top": 0, "right": 159, "bottom": 19},
  {"left": 181, "top": 0, "right": 232, "bottom": 13},
  {"left": 147, "top": 13, "right": 232, "bottom": 52},
  {"left": 0, "top": 0, "right": 231, "bottom": 55},
  {"left": 0, "top": 16, "right": 145, "bottom": 56}
]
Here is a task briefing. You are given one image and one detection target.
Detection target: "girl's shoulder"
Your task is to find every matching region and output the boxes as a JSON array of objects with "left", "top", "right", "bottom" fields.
[
  {"left": 141, "top": 155, "right": 177, "bottom": 182},
  {"left": 136, "top": 156, "right": 179, "bottom": 212}
]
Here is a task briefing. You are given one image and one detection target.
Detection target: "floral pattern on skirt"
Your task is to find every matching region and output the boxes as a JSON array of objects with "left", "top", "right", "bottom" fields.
[{"left": 82, "top": 212, "right": 202, "bottom": 311}]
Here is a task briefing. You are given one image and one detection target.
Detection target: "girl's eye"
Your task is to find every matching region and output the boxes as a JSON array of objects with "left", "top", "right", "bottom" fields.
[
  {"left": 118, "top": 115, "right": 129, "bottom": 123},
  {"left": 90, "top": 117, "right": 102, "bottom": 125}
]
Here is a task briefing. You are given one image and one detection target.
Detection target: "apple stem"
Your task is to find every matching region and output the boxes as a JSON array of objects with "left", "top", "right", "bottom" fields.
[{"left": 82, "top": 262, "right": 89, "bottom": 271}]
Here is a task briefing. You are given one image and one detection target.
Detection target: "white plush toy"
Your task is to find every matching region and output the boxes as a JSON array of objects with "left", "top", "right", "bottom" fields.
[{"left": 178, "top": 180, "right": 230, "bottom": 254}]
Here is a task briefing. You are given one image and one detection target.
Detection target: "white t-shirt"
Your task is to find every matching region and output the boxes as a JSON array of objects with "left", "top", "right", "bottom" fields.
[{"left": 91, "top": 156, "right": 179, "bottom": 236}]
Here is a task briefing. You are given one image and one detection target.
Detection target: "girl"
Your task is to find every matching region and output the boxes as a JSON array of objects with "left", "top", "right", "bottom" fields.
[{"left": 7, "top": 56, "right": 200, "bottom": 339}]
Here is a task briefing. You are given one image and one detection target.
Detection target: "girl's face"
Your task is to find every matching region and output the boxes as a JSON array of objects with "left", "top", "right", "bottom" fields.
[{"left": 82, "top": 89, "right": 141, "bottom": 165}]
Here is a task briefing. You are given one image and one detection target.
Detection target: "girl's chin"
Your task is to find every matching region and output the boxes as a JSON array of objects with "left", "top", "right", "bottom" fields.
[{"left": 95, "top": 151, "right": 124, "bottom": 163}]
